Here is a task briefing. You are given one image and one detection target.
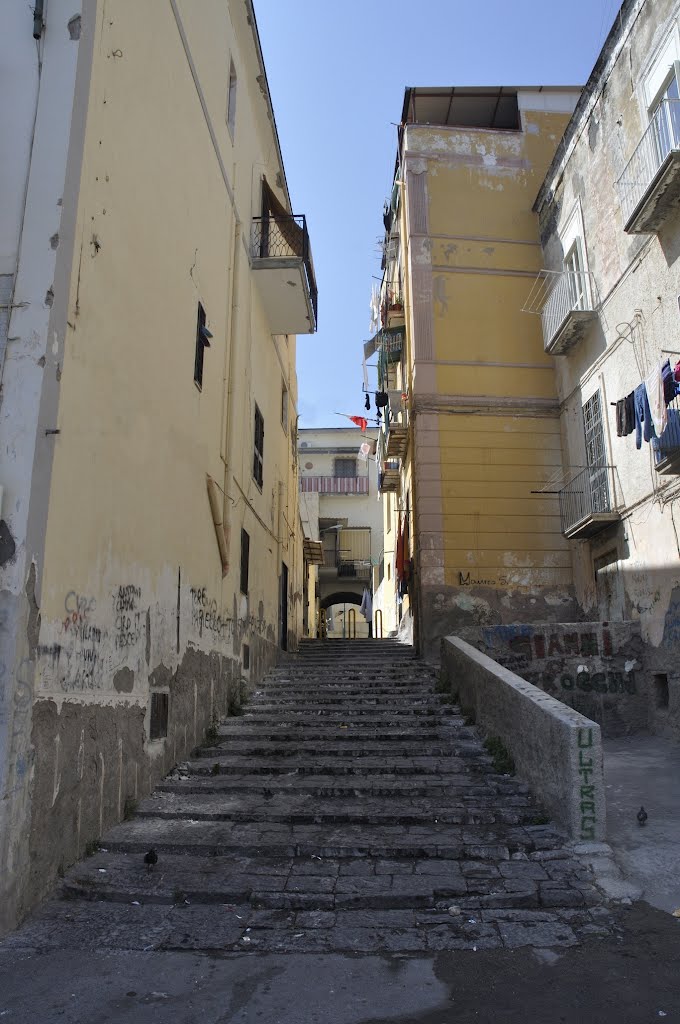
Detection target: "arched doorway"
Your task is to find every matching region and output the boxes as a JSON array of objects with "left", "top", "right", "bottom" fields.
[{"left": 320, "top": 591, "right": 368, "bottom": 639}]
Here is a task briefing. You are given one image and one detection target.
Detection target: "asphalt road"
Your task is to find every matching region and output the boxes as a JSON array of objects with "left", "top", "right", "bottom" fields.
[{"left": 1, "top": 903, "right": 678, "bottom": 1024}]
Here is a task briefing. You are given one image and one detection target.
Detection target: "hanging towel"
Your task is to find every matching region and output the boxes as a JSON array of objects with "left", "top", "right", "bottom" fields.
[
  {"left": 645, "top": 362, "right": 667, "bottom": 438},
  {"left": 359, "top": 588, "right": 373, "bottom": 623}
]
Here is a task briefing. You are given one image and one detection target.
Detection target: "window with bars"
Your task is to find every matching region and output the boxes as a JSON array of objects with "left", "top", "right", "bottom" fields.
[
  {"left": 334, "top": 458, "right": 357, "bottom": 478},
  {"left": 253, "top": 406, "right": 264, "bottom": 488},
  {"left": 240, "top": 528, "right": 250, "bottom": 595},
  {"left": 149, "top": 692, "right": 169, "bottom": 740}
]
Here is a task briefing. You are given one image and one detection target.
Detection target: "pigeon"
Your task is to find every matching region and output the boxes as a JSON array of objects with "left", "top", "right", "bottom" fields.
[
  {"left": 144, "top": 849, "right": 158, "bottom": 870},
  {"left": 637, "top": 806, "right": 648, "bottom": 827}
]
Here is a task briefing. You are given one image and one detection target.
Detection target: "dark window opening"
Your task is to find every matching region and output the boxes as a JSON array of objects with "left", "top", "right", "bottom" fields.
[
  {"left": 242, "top": 643, "right": 250, "bottom": 670},
  {"left": 194, "top": 303, "right": 212, "bottom": 389},
  {"left": 654, "top": 673, "right": 669, "bottom": 709},
  {"left": 150, "top": 692, "right": 169, "bottom": 740},
  {"left": 334, "top": 458, "right": 357, "bottom": 478},
  {"left": 253, "top": 405, "right": 264, "bottom": 488},
  {"left": 240, "top": 528, "right": 250, "bottom": 595}
]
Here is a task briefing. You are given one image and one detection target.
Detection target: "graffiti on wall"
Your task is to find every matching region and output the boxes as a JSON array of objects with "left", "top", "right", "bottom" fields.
[
  {"left": 480, "top": 623, "right": 639, "bottom": 699},
  {"left": 577, "top": 727, "right": 597, "bottom": 841}
]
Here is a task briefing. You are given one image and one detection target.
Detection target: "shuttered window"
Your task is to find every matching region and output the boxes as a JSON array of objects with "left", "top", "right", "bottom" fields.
[
  {"left": 240, "top": 528, "right": 250, "bottom": 595},
  {"left": 253, "top": 406, "right": 264, "bottom": 488}
]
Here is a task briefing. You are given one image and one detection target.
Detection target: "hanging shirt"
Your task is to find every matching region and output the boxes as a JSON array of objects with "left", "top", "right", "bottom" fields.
[
  {"left": 645, "top": 362, "right": 667, "bottom": 438},
  {"left": 359, "top": 588, "right": 373, "bottom": 623},
  {"left": 634, "top": 383, "right": 655, "bottom": 449}
]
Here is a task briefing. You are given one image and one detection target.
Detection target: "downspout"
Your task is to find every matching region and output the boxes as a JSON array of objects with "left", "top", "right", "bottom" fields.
[
  {"left": 399, "top": 137, "right": 423, "bottom": 656},
  {"left": 221, "top": 220, "right": 242, "bottom": 573}
]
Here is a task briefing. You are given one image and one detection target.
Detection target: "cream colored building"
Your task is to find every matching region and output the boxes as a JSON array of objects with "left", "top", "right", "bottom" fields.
[
  {"left": 299, "top": 427, "right": 384, "bottom": 638},
  {"left": 0, "top": 0, "right": 316, "bottom": 934}
]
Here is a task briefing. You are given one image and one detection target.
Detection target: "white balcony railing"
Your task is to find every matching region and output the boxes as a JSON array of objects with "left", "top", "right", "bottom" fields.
[
  {"left": 300, "top": 476, "right": 369, "bottom": 495},
  {"left": 523, "top": 269, "right": 597, "bottom": 354},
  {"left": 617, "top": 99, "right": 680, "bottom": 232}
]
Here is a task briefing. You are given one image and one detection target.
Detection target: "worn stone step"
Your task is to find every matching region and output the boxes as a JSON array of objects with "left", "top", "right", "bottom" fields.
[
  {"left": 157, "top": 774, "right": 498, "bottom": 798},
  {"left": 99, "top": 817, "right": 552, "bottom": 861},
  {"left": 196, "top": 742, "right": 465, "bottom": 759},
  {"left": 133, "top": 791, "right": 531, "bottom": 827},
  {"left": 8, "top": 895, "right": 605, "bottom": 954},
  {"left": 214, "top": 727, "right": 455, "bottom": 742},
  {"left": 237, "top": 707, "right": 459, "bottom": 721},
  {"left": 183, "top": 755, "right": 484, "bottom": 777}
]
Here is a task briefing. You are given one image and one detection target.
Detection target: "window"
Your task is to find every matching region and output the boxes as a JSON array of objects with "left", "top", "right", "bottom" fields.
[
  {"left": 149, "top": 692, "right": 169, "bottom": 740},
  {"left": 281, "top": 383, "right": 289, "bottom": 434},
  {"left": 253, "top": 405, "right": 264, "bottom": 488},
  {"left": 583, "top": 391, "right": 611, "bottom": 514},
  {"left": 564, "top": 241, "right": 587, "bottom": 310},
  {"left": 227, "top": 59, "right": 237, "bottom": 139},
  {"left": 334, "top": 458, "right": 357, "bottom": 478},
  {"left": 193, "top": 303, "right": 212, "bottom": 389},
  {"left": 242, "top": 643, "right": 250, "bottom": 671},
  {"left": 240, "top": 528, "right": 250, "bottom": 595}
]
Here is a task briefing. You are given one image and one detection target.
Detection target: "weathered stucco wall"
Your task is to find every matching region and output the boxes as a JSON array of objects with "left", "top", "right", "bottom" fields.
[
  {"left": 535, "top": 0, "right": 680, "bottom": 715},
  {"left": 397, "top": 92, "right": 581, "bottom": 658},
  {"left": 462, "top": 620, "right": 653, "bottom": 737},
  {"left": 1, "top": 0, "right": 305, "bottom": 934},
  {"left": 442, "top": 636, "right": 606, "bottom": 843}
]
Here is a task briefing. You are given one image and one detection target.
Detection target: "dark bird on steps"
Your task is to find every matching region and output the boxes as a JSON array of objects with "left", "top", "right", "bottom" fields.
[
  {"left": 144, "top": 849, "right": 158, "bottom": 870},
  {"left": 637, "top": 806, "right": 648, "bottom": 826}
]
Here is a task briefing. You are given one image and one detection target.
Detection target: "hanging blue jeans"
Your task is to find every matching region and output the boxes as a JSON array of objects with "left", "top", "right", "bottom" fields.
[{"left": 634, "top": 382, "right": 654, "bottom": 449}]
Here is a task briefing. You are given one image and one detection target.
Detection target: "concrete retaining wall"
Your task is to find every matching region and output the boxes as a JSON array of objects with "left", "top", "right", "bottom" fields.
[{"left": 442, "top": 636, "right": 605, "bottom": 842}]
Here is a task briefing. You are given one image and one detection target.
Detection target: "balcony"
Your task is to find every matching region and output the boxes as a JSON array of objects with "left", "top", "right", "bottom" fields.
[
  {"left": 251, "top": 215, "right": 318, "bottom": 333},
  {"left": 617, "top": 100, "right": 680, "bottom": 234},
  {"left": 524, "top": 270, "right": 597, "bottom": 355},
  {"left": 558, "top": 465, "right": 620, "bottom": 539},
  {"left": 379, "top": 460, "right": 400, "bottom": 493},
  {"left": 320, "top": 528, "right": 371, "bottom": 581},
  {"left": 653, "top": 398, "right": 680, "bottom": 474},
  {"left": 386, "top": 421, "right": 408, "bottom": 459},
  {"left": 300, "top": 476, "right": 369, "bottom": 495}
]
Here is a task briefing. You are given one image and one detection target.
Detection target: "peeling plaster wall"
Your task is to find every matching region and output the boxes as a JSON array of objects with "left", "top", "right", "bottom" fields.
[
  {"left": 536, "top": 0, "right": 680, "bottom": 696},
  {"left": 395, "top": 93, "right": 581, "bottom": 658},
  {"left": 0, "top": 0, "right": 87, "bottom": 940},
  {"left": 459, "top": 620, "right": 652, "bottom": 737},
  {"left": 0, "top": 0, "right": 305, "bottom": 934}
]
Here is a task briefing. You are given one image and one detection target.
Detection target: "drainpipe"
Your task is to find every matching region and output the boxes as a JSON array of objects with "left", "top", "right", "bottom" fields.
[{"left": 221, "top": 220, "right": 242, "bottom": 574}]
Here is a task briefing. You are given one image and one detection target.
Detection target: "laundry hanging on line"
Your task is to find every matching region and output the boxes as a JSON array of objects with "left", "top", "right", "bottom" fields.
[{"left": 614, "top": 359, "right": 680, "bottom": 448}]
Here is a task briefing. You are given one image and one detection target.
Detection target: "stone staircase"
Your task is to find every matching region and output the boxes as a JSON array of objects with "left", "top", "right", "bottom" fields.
[{"left": 6, "top": 639, "right": 614, "bottom": 954}]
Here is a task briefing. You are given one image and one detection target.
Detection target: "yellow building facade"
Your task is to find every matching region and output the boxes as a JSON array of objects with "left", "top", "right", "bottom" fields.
[
  {"left": 0, "top": 0, "right": 314, "bottom": 933},
  {"left": 375, "top": 87, "right": 581, "bottom": 656}
]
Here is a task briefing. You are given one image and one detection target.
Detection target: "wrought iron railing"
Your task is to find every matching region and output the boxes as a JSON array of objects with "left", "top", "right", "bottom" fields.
[
  {"left": 540, "top": 270, "right": 594, "bottom": 347},
  {"left": 559, "top": 465, "right": 615, "bottom": 535},
  {"left": 617, "top": 99, "right": 680, "bottom": 224},
  {"left": 321, "top": 528, "right": 372, "bottom": 579},
  {"left": 300, "top": 476, "right": 369, "bottom": 494},
  {"left": 251, "top": 215, "right": 318, "bottom": 325},
  {"left": 653, "top": 395, "right": 680, "bottom": 470}
]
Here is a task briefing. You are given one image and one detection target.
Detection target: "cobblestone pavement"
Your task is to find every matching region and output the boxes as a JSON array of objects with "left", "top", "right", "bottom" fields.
[{"left": 4, "top": 640, "right": 618, "bottom": 955}]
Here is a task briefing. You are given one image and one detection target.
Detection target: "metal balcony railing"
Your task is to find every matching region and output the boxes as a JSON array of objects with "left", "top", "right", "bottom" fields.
[
  {"left": 251, "top": 214, "right": 318, "bottom": 325},
  {"left": 321, "top": 528, "right": 372, "bottom": 580},
  {"left": 558, "top": 465, "right": 618, "bottom": 538},
  {"left": 541, "top": 271, "right": 595, "bottom": 348},
  {"left": 300, "top": 476, "right": 369, "bottom": 495},
  {"left": 523, "top": 269, "right": 596, "bottom": 354},
  {"left": 653, "top": 395, "right": 680, "bottom": 473},
  {"left": 617, "top": 99, "right": 680, "bottom": 229}
]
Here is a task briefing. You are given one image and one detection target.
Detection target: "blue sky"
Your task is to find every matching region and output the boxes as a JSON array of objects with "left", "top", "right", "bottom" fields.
[{"left": 255, "top": 0, "right": 620, "bottom": 428}]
